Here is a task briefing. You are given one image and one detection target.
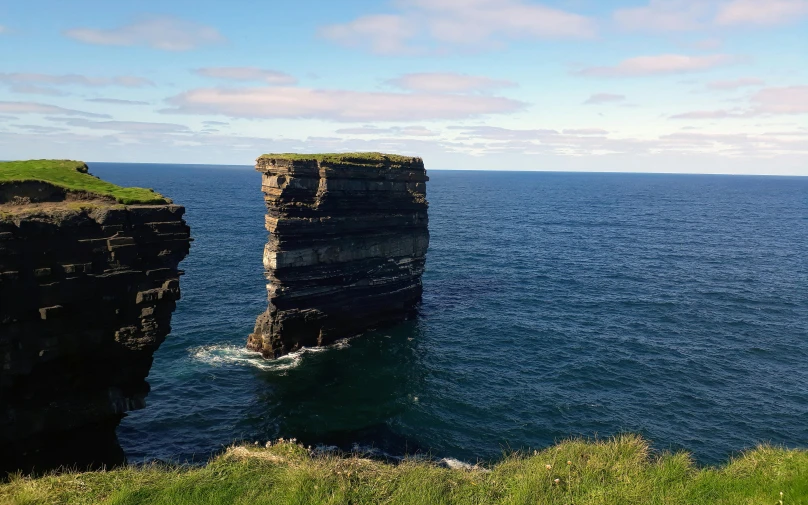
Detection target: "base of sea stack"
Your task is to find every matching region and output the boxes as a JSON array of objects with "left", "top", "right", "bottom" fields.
[
  {"left": 247, "top": 153, "right": 429, "bottom": 359},
  {"left": 248, "top": 282, "right": 423, "bottom": 358}
]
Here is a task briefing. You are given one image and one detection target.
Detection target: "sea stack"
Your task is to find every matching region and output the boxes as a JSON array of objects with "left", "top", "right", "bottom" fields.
[
  {"left": 0, "top": 160, "right": 191, "bottom": 474},
  {"left": 247, "top": 153, "right": 429, "bottom": 358}
]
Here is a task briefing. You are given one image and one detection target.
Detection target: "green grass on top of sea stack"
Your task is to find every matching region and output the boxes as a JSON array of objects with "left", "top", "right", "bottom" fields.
[
  {"left": 2, "top": 435, "right": 807, "bottom": 505},
  {"left": 259, "top": 152, "right": 421, "bottom": 166},
  {"left": 0, "top": 160, "right": 168, "bottom": 205}
]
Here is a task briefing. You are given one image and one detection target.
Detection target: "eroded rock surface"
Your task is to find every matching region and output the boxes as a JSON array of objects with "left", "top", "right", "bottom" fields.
[
  {"left": 247, "top": 154, "right": 429, "bottom": 358},
  {"left": 0, "top": 188, "right": 190, "bottom": 474}
]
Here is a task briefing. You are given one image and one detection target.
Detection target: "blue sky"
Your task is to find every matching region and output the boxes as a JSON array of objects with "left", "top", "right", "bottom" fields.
[{"left": 1, "top": 0, "right": 806, "bottom": 174}]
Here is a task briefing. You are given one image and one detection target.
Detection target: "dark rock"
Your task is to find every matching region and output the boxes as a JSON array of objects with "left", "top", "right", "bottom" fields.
[
  {"left": 0, "top": 199, "right": 191, "bottom": 475},
  {"left": 247, "top": 154, "right": 429, "bottom": 358}
]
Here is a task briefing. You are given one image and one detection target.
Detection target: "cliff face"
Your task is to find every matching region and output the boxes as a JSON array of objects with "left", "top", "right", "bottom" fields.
[
  {"left": 247, "top": 154, "right": 429, "bottom": 358},
  {"left": 0, "top": 184, "right": 190, "bottom": 473}
]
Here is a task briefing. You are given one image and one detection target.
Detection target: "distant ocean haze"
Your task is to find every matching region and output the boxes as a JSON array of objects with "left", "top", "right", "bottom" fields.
[{"left": 89, "top": 163, "right": 808, "bottom": 465}]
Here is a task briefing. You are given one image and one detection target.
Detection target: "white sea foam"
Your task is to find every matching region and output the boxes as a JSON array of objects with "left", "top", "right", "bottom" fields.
[{"left": 189, "top": 339, "right": 351, "bottom": 372}]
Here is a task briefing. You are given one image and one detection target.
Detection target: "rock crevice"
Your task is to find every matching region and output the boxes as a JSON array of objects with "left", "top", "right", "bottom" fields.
[{"left": 248, "top": 154, "right": 429, "bottom": 358}]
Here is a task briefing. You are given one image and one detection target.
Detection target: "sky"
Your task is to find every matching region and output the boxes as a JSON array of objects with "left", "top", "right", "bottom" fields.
[{"left": 0, "top": 0, "right": 807, "bottom": 174}]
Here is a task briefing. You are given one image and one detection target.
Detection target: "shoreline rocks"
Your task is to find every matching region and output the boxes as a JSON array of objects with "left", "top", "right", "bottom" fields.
[{"left": 247, "top": 153, "right": 429, "bottom": 358}]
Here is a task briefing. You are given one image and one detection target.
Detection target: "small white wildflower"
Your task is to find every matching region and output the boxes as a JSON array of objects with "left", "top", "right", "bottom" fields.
[{"left": 554, "top": 478, "right": 560, "bottom": 484}]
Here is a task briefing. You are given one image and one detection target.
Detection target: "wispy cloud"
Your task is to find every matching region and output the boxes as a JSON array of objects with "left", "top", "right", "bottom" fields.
[
  {"left": 48, "top": 117, "right": 191, "bottom": 133},
  {"left": 576, "top": 54, "right": 743, "bottom": 77},
  {"left": 563, "top": 128, "right": 609, "bottom": 135},
  {"left": 0, "top": 25, "right": 7, "bottom": 34},
  {"left": 670, "top": 110, "right": 738, "bottom": 119},
  {"left": 7, "top": 84, "right": 68, "bottom": 96},
  {"left": 64, "top": 16, "right": 225, "bottom": 51},
  {"left": 613, "top": 0, "right": 808, "bottom": 32},
  {"left": 193, "top": 67, "right": 297, "bottom": 85},
  {"left": 584, "top": 93, "right": 626, "bottom": 104},
  {"left": 0, "top": 73, "right": 153, "bottom": 87},
  {"left": 0, "top": 101, "right": 110, "bottom": 118},
  {"left": 614, "top": 0, "right": 710, "bottom": 32},
  {"left": 162, "top": 86, "right": 526, "bottom": 121},
  {"left": 750, "top": 85, "right": 808, "bottom": 115},
  {"left": 716, "top": 0, "right": 808, "bottom": 26},
  {"left": 335, "top": 125, "right": 439, "bottom": 136},
  {"left": 320, "top": 15, "right": 418, "bottom": 55},
  {"left": 670, "top": 85, "right": 808, "bottom": 118},
  {"left": 386, "top": 73, "right": 517, "bottom": 93},
  {"left": 451, "top": 125, "right": 559, "bottom": 140},
  {"left": 321, "top": 0, "right": 596, "bottom": 55},
  {"left": 11, "top": 124, "right": 69, "bottom": 134},
  {"left": 705, "top": 77, "right": 765, "bottom": 90},
  {"left": 85, "top": 98, "right": 150, "bottom": 105}
]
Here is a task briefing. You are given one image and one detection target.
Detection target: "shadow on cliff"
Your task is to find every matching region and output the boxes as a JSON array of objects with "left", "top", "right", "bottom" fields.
[{"left": 240, "top": 320, "right": 430, "bottom": 456}]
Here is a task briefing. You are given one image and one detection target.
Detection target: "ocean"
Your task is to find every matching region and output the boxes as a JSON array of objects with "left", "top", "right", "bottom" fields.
[{"left": 89, "top": 163, "right": 808, "bottom": 466}]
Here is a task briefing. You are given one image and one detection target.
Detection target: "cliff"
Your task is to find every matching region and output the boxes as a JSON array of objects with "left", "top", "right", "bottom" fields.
[
  {"left": 0, "top": 160, "right": 191, "bottom": 474},
  {"left": 247, "top": 153, "right": 429, "bottom": 358}
]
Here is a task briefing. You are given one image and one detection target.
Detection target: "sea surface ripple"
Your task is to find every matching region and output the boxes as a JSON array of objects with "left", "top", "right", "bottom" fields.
[{"left": 90, "top": 164, "right": 808, "bottom": 465}]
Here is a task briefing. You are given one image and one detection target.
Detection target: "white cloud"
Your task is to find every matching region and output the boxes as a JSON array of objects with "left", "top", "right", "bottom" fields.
[
  {"left": 451, "top": 125, "right": 559, "bottom": 140},
  {"left": 614, "top": 0, "right": 710, "bottom": 32},
  {"left": 48, "top": 118, "right": 191, "bottom": 133},
  {"left": 11, "top": 124, "right": 69, "bottom": 134},
  {"left": 613, "top": 0, "right": 808, "bottom": 33},
  {"left": 319, "top": 14, "right": 419, "bottom": 55},
  {"left": 335, "top": 125, "right": 439, "bottom": 136},
  {"left": 64, "top": 16, "right": 225, "bottom": 51},
  {"left": 0, "top": 73, "right": 153, "bottom": 87},
  {"left": 750, "top": 86, "right": 808, "bottom": 115},
  {"left": 85, "top": 98, "right": 150, "bottom": 105},
  {"left": 705, "top": 77, "right": 765, "bottom": 90},
  {"left": 2, "top": 121, "right": 805, "bottom": 173},
  {"left": 670, "top": 110, "right": 738, "bottom": 119},
  {"left": 563, "top": 128, "right": 609, "bottom": 135},
  {"left": 386, "top": 73, "right": 516, "bottom": 93},
  {"left": 576, "top": 54, "right": 743, "bottom": 77},
  {"left": 0, "top": 101, "right": 110, "bottom": 118},
  {"left": 321, "top": 0, "right": 595, "bottom": 55},
  {"left": 0, "top": 25, "right": 7, "bottom": 34},
  {"left": 193, "top": 67, "right": 297, "bottom": 85},
  {"left": 8, "top": 84, "right": 67, "bottom": 96},
  {"left": 670, "top": 85, "right": 808, "bottom": 118},
  {"left": 162, "top": 86, "right": 526, "bottom": 121},
  {"left": 584, "top": 93, "right": 626, "bottom": 104},
  {"left": 716, "top": 0, "right": 808, "bottom": 26}
]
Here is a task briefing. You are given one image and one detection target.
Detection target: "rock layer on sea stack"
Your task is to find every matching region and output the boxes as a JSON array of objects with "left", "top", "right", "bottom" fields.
[
  {"left": 0, "top": 162, "right": 190, "bottom": 474},
  {"left": 247, "top": 153, "right": 429, "bottom": 359}
]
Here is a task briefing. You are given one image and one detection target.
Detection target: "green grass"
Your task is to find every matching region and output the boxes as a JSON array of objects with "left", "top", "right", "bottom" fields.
[
  {"left": 2, "top": 435, "right": 806, "bottom": 504},
  {"left": 259, "top": 152, "right": 421, "bottom": 167},
  {"left": 0, "top": 160, "right": 168, "bottom": 205}
]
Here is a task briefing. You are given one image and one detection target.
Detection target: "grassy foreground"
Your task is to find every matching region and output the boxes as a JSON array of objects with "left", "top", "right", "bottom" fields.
[
  {"left": 0, "top": 160, "right": 167, "bottom": 205},
  {"left": 2, "top": 435, "right": 806, "bottom": 505}
]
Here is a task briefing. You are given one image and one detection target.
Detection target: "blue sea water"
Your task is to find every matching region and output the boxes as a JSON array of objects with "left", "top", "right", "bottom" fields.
[{"left": 90, "top": 163, "right": 808, "bottom": 465}]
